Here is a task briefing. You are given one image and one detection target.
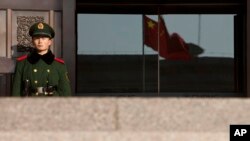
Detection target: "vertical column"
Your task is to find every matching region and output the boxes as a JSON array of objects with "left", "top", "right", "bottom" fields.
[
  {"left": 63, "top": 0, "right": 76, "bottom": 94},
  {"left": 0, "top": 10, "right": 7, "bottom": 96},
  {"left": 247, "top": 1, "right": 250, "bottom": 97},
  {"left": 0, "top": 10, "right": 6, "bottom": 57},
  {"left": 7, "top": 9, "right": 12, "bottom": 59},
  {"left": 54, "top": 12, "right": 62, "bottom": 58},
  {"left": 49, "top": 10, "right": 55, "bottom": 53},
  {"left": 5, "top": 9, "right": 12, "bottom": 96}
]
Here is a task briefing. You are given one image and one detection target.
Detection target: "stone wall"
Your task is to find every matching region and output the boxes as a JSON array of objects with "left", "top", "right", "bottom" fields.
[{"left": 0, "top": 98, "right": 249, "bottom": 141}]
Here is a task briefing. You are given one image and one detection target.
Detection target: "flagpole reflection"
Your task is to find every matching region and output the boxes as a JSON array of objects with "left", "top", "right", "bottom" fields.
[
  {"left": 142, "top": 15, "right": 145, "bottom": 93},
  {"left": 157, "top": 11, "right": 160, "bottom": 96},
  {"left": 198, "top": 14, "right": 201, "bottom": 46}
]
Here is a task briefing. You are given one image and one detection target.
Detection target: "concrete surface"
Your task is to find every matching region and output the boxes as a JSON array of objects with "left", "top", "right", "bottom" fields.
[{"left": 0, "top": 98, "right": 249, "bottom": 141}]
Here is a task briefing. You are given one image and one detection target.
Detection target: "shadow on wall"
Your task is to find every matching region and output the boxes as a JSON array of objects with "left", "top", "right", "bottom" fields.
[
  {"left": 0, "top": 45, "right": 31, "bottom": 74},
  {"left": 0, "top": 57, "right": 15, "bottom": 97},
  {"left": 12, "top": 45, "right": 33, "bottom": 59},
  {"left": 0, "top": 57, "right": 15, "bottom": 74}
]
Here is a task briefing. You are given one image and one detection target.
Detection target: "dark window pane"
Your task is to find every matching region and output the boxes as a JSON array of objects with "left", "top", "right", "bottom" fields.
[
  {"left": 77, "top": 14, "right": 143, "bottom": 95},
  {"left": 159, "top": 14, "right": 235, "bottom": 95}
]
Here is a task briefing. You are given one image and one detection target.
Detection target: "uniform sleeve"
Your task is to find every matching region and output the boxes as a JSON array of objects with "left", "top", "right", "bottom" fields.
[
  {"left": 57, "top": 64, "right": 71, "bottom": 96},
  {"left": 12, "top": 62, "right": 23, "bottom": 96}
]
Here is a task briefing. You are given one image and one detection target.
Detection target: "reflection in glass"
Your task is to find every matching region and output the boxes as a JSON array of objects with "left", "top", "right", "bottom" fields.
[
  {"left": 158, "top": 15, "right": 235, "bottom": 95},
  {"left": 77, "top": 14, "right": 236, "bottom": 96},
  {"left": 77, "top": 15, "right": 143, "bottom": 95}
]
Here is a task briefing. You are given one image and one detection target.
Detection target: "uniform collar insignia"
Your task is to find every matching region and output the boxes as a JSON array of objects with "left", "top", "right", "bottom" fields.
[{"left": 28, "top": 50, "right": 55, "bottom": 65}]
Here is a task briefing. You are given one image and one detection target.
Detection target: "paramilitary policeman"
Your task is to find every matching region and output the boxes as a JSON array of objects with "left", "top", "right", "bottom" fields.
[{"left": 12, "top": 22, "right": 71, "bottom": 96}]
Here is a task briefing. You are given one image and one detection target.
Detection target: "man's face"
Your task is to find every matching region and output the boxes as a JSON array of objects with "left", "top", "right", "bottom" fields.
[{"left": 32, "top": 36, "right": 52, "bottom": 52}]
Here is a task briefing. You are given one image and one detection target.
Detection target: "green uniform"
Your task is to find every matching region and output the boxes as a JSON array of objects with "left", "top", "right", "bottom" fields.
[
  {"left": 12, "top": 50, "right": 71, "bottom": 96},
  {"left": 12, "top": 22, "right": 71, "bottom": 96}
]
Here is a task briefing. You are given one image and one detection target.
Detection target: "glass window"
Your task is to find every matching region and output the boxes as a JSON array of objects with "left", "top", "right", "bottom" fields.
[
  {"left": 77, "top": 14, "right": 144, "bottom": 96},
  {"left": 158, "top": 15, "right": 235, "bottom": 96},
  {"left": 77, "top": 14, "right": 239, "bottom": 96}
]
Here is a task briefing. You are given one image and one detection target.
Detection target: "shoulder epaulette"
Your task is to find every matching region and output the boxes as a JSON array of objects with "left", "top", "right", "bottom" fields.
[
  {"left": 54, "top": 57, "right": 65, "bottom": 64},
  {"left": 17, "top": 55, "right": 28, "bottom": 61}
]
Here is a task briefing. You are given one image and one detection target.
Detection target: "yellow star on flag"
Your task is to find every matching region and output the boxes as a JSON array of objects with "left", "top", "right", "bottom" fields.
[{"left": 147, "top": 20, "right": 155, "bottom": 29}]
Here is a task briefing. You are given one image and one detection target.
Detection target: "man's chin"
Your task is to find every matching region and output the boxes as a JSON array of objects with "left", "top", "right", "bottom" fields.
[
  {"left": 36, "top": 49, "right": 48, "bottom": 53},
  {"left": 36, "top": 47, "right": 47, "bottom": 51}
]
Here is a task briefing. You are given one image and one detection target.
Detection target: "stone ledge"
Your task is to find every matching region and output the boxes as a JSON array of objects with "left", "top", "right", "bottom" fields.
[
  {"left": 0, "top": 98, "right": 250, "bottom": 133},
  {"left": 0, "top": 98, "right": 117, "bottom": 131},
  {"left": 0, "top": 131, "right": 228, "bottom": 141},
  {"left": 118, "top": 98, "right": 250, "bottom": 132}
]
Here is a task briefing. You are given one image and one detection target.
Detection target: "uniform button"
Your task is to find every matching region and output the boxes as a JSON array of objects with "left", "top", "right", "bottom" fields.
[
  {"left": 33, "top": 69, "right": 37, "bottom": 72},
  {"left": 47, "top": 69, "right": 50, "bottom": 73},
  {"left": 34, "top": 80, "right": 38, "bottom": 84}
]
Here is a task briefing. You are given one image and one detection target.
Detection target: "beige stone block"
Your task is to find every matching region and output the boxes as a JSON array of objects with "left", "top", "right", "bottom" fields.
[
  {"left": 0, "top": 98, "right": 117, "bottom": 131},
  {"left": 118, "top": 98, "right": 250, "bottom": 132}
]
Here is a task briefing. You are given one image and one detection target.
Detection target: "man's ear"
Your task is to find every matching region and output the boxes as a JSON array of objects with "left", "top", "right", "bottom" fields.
[{"left": 48, "top": 38, "right": 53, "bottom": 46}]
